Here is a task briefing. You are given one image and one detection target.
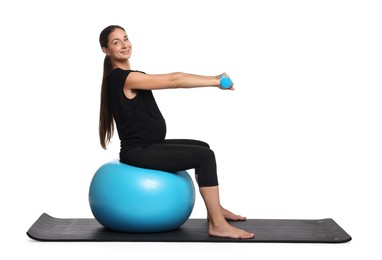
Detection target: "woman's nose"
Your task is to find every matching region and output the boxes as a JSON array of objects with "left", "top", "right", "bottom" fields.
[{"left": 122, "top": 41, "right": 129, "bottom": 48}]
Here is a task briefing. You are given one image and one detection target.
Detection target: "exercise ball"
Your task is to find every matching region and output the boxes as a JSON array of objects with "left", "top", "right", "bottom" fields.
[{"left": 89, "top": 160, "right": 195, "bottom": 233}]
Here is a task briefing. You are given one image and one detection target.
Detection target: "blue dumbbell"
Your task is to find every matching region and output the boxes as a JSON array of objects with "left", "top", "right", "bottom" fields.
[{"left": 220, "top": 75, "right": 233, "bottom": 89}]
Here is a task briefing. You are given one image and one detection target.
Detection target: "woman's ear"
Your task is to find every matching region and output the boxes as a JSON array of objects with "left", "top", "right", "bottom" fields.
[{"left": 102, "top": 47, "right": 109, "bottom": 55}]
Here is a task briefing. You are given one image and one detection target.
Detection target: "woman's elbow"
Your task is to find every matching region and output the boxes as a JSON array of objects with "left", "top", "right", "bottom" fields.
[{"left": 169, "top": 72, "right": 185, "bottom": 88}]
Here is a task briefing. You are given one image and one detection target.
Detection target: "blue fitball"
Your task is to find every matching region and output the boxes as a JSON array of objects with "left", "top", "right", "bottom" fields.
[
  {"left": 220, "top": 76, "right": 232, "bottom": 88},
  {"left": 89, "top": 161, "right": 195, "bottom": 233}
]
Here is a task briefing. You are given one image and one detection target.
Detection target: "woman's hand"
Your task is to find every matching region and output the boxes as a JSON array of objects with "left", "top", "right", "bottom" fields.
[{"left": 217, "top": 73, "right": 235, "bottom": 90}]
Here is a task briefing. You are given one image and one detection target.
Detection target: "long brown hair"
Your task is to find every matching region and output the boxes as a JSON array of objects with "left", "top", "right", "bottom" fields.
[{"left": 99, "top": 25, "right": 125, "bottom": 149}]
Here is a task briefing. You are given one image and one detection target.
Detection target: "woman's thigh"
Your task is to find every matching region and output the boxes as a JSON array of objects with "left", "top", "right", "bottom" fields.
[{"left": 122, "top": 142, "right": 213, "bottom": 173}]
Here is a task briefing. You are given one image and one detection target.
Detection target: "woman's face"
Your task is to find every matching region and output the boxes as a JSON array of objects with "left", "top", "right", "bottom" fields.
[{"left": 103, "top": 28, "right": 132, "bottom": 62}]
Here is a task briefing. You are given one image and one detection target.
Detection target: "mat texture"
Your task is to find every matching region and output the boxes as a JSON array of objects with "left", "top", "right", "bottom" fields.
[{"left": 27, "top": 213, "right": 351, "bottom": 243}]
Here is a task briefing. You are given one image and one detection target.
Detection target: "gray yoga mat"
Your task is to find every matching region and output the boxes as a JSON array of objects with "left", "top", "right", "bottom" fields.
[{"left": 27, "top": 213, "right": 351, "bottom": 243}]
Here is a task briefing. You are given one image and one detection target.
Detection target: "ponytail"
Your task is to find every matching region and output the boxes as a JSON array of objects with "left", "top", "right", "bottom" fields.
[{"left": 99, "top": 55, "right": 114, "bottom": 149}]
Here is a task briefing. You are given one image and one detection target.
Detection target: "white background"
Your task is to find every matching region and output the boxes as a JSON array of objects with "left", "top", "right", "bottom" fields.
[{"left": 1, "top": 0, "right": 381, "bottom": 259}]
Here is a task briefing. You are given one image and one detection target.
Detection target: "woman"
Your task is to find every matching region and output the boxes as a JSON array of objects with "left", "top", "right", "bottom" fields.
[{"left": 99, "top": 25, "right": 254, "bottom": 239}]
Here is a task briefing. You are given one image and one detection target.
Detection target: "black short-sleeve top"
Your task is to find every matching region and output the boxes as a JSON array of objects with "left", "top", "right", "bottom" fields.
[{"left": 108, "top": 68, "right": 166, "bottom": 150}]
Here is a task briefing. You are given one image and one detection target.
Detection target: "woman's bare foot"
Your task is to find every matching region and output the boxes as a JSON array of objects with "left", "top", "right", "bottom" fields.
[
  {"left": 198, "top": 186, "right": 253, "bottom": 239},
  {"left": 208, "top": 221, "right": 254, "bottom": 239},
  {"left": 221, "top": 207, "right": 246, "bottom": 221},
  {"left": 208, "top": 206, "right": 247, "bottom": 221}
]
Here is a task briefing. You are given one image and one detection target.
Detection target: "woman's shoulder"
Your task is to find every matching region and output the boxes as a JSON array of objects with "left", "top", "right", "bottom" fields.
[
  {"left": 110, "top": 69, "right": 145, "bottom": 84},
  {"left": 111, "top": 68, "right": 146, "bottom": 75}
]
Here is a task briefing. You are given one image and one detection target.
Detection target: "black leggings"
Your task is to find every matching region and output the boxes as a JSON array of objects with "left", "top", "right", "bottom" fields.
[{"left": 120, "top": 139, "right": 218, "bottom": 187}]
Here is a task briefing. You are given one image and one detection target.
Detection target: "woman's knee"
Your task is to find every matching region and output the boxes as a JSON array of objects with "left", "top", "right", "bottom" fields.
[
  {"left": 164, "top": 139, "right": 210, "bottom": 148},
  {"left": 192, "top": 140, "right": 210, "bottom": 148},
  {"left": 200, "top": 147, "right": 216, "bottom": 164}
]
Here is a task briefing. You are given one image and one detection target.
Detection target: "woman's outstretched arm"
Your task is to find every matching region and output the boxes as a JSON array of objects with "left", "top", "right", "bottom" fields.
[{"left": 124, "top": 72, "right": 232, "bottom": 91}]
